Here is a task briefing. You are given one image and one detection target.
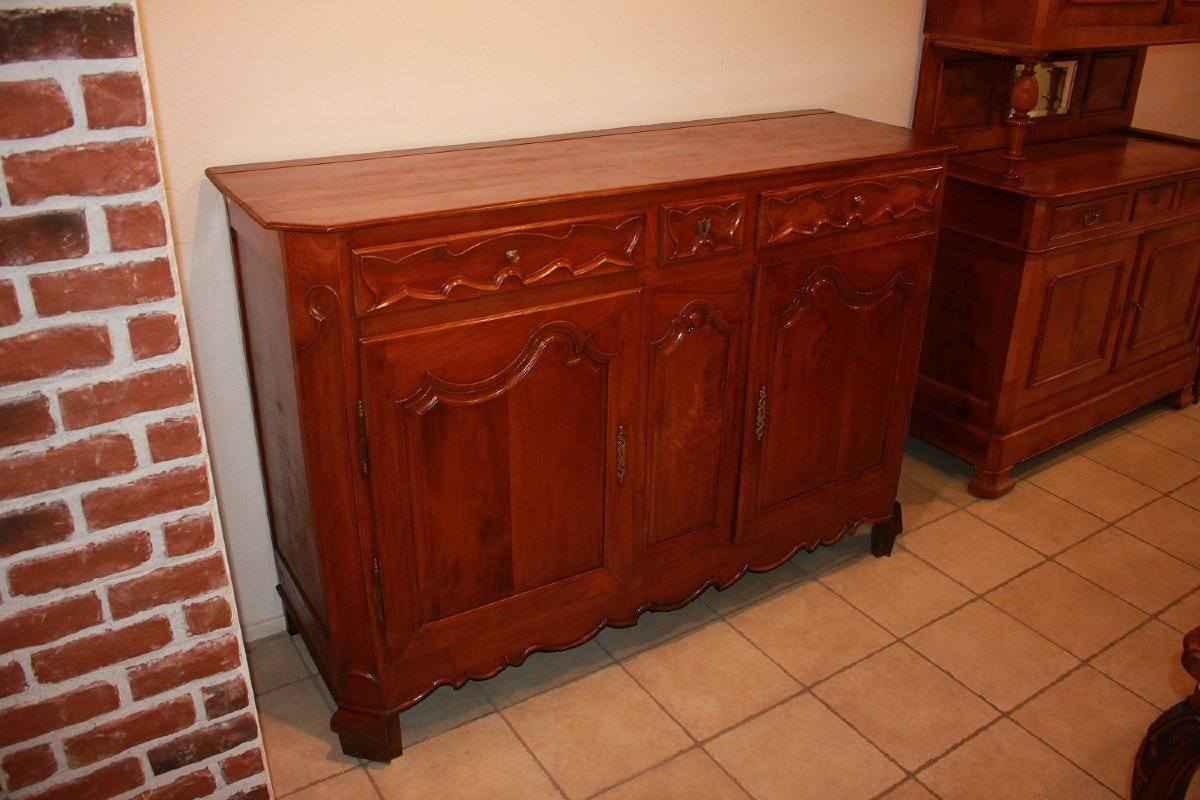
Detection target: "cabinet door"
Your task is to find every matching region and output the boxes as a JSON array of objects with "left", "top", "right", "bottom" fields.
[
  {"left": 1055, "top": 0, "right": 1168, "bottom": 26},
  {"left": 1016, "top": 237, "right": 1135, "bottom": 408},
  {"left": 1168, "top": 0, "right": 1200, "bottom": 22},
  {"left": 1116, "top": 222, "right": 1200, "bottom": 370},
  {"left": 737, "top": 236, "right": 932, "bottom": 541},
  {"left": 641, "top": 272, "right": 749, "bottom": 570},
  {"left": 361, "top": 291, "right": 641, "bottom": 656}
]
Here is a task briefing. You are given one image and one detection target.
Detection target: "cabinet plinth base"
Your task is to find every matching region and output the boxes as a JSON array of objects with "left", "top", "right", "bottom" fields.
[
  {"left": 968, "top": 467, "right": 1015, "bottom": 499},
  {"left": 870, "top": 501, "right": 903, "bottom": 557},
  {"left": 331, "top": 708, "right": 403, "bottom": 763},
  {"left": 1165, "top": 385, "right": 1198, "bottom": 410}
]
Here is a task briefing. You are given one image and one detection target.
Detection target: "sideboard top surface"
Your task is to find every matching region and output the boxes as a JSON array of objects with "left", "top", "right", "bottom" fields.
[{"left": 206, "top": 110, "right": 953, "bottom": 233}]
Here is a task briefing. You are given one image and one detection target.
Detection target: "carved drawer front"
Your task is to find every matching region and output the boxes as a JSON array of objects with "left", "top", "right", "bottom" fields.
[
  {"left": 1132, "top": 183, "right": 1177, "bottom": 220},
  {"left": 351, "top": 213, "right": 645, "bottom": 316},
  {"left": 659, "top": 196, "right": 745, "bottom": 263},
  {"left": 1179, "top": 177, "right": 1200, "bottom": 210},
  {"left": 1047, "top": 194, "right": 1127, "bottom": 240},
  {"left": 756, "top": 168, "right": 942, "bottom": 248}
]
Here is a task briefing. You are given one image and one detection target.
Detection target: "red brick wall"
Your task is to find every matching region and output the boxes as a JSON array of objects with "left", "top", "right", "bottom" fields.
[{"left": 0, "top": 4, "right": 269, "bottom": 799}]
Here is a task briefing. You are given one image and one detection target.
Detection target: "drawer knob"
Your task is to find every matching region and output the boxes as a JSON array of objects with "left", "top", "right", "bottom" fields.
[
  {"left": 852, "top": 195, "right": 866, "bottom": 208},
  {"left": 696, "top": 218, "right": 712, "bottom": 237},
  {"left": 505, "top": 249, "right": 521, "bottom": 263},
  {"left": 1079, "top": 211, "right": 1102, "bottom": 227},
  {"left": 1132, "top": 301, "right": 1147, "bottom": 311}
]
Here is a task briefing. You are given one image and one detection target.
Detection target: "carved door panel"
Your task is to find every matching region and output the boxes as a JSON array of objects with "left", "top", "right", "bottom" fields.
[
  {"left": 1168, "top": 0, "right": 1200, "bottom": 22},
  {"left": 737, "top": 236, "right": 932, "bottom": 541},
  {"left": 1055, "top": 0, "right": 1169, "bottom": 27},
  {"left": 360, "top": 291, "right": 642, "bottom": 658},
  {"left": 640, "top": 271, "right": 750, "bottom": 571},
  {"left": 1015, "top": 238, "right": 1135, "bottom": 408},
  {"left": 1116, "top": 223, "right": 1200, "bottom": 371}
]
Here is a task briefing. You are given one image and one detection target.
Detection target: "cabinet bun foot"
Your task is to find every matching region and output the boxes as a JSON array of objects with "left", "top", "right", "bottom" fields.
[
  {"left": 331, "top": 708, "right": 403, "bottom": 762},
  {"left": 968, "top": 467, "right": 1015, "bottom": 499},
  {"left": 870, "top": 501, "right": 903, "bottom": 557}
]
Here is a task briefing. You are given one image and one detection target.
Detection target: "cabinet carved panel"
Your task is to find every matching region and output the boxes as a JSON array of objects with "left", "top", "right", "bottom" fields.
[{"left": 659, "top": 197, "right": 745, "bottom": 262}]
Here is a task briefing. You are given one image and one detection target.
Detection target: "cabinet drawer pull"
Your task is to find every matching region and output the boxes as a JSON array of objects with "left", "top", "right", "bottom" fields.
[
  {"left": 852, "top": 195, "right": 866, "bottom": 208},
  {"left": 505, "top": 249, "right": 521, "bottom": 263},
  {"left": 616, "top": 425, "right": 628, "bottom": 484},
  {"left": 755, "top": 386, "right": 769, "bottom": 441},
  {"left": 1078, "top": 211, "right": 1102, "bottom": 227},
  {"left": 1132, "top": 301, "right": 1147, "bottom": 311}
]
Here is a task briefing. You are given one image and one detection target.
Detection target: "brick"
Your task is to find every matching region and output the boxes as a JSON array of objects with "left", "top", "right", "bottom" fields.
[
  {"left": 201, "top": 676, "right": 248, "bottom": 720},
  {"left": 31, "top": 257, "right": 174, "bottom": 315},
  {"left": 0, "top": 682, "right": 119, "bottom": 748},
  {"left": 0, "top": 501, "right": 73, "bottom": 557},
  {"left": 31, "top": 616, "right": 173, "bottom": 683},
  {"left": 0, "top": 592, "right": 102, "bottom": 655},
  {"left": 0, "top": 209, "right": 89, "bottom": 266},
  {"left": 2, "top": 744, "right": 57, "bottom": 791},
  {"left": 82, "top": 463, "right": 210, "bottom": 531},
  {"left": 4, "top": 138, "right": 160, "bottom": 205},
  {"left": 82, "top": 71, "right": 145, "bottom": 129},
  {"left": 0, "top": 393, "right": 55, "bottom": 447},
  {"left": 108, "top": 551, "right": 226, "bottom": 618},
  {"left": 9, "top": 529, "right": 151, "bottom": 595},
  {"left": 0, "top": 660, "right": 27, "bottom": 698},
  {"left": 147, "top": 713, "right": 257, "bottom": 776},
  {"left": 0, "top": 6, "right": 136, "bottom": 64},
  {"left": 148, "top": 416, "right": 201, "bottom": 463},
  {"left": 0, "top": 324, "right": 112, "bottom": 386},
  {"left": 228, "top": 785, "right": 269, "bottom": 800},
  {"left": 219, "top": 748, "right": 263, "bottom": 784},
  {"left": 0, "top": 79, "right": 72, "bottom": 139},
  {"left": 128, "top": 634, "right": 240, "bottom": 700},
  {"left": 60, "top": 363, "right": 193, "bottom": 430},
  {"left": 64, "top": 695, "right": 195, "bottom": 768},
  {"left": 106, "top": 202, "right": 167, "bottom": 252},
  {"left": 0, "top": 432, "right": 136, "bottom": 501},
  {"left": 131, "top": 770, "right": 217, "bottom": 800},
  {"left": 25, "top": 758, "right": 145, "bottom": 800},
  {"left": 0, "top": 280, "right": 18, "bottom": 325},
  {"left": 183, "top": 596, "right": 232, "bottom": 636},
  {"left": 128, "top": 312, "right": 180, "bottom": 360},
  {"left": 164, "top": 514, "right": 215, "bottom": 558}
]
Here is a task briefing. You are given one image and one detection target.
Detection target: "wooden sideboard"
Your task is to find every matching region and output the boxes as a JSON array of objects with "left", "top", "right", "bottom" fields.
[
  {"left": 910, "top": 1, "right": 1200, "bottom": 497},
  {"left": 208, "top": 110, "right": 951, "bottom": 760}
]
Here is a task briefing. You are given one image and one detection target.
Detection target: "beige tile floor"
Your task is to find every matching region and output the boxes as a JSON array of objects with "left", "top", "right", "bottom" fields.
[{"left": 246, "top": 401, "right": 1200, "bottom": 800}]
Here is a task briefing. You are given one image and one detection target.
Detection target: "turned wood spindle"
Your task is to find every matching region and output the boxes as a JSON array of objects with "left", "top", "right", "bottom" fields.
[{"left": 1003, "top": 58, "right": 1042, "bottom": 181}]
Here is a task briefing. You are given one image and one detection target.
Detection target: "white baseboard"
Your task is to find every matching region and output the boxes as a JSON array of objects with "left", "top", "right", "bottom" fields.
[{"left": 243, "top": 614, "right": 287, "bottom": 642}]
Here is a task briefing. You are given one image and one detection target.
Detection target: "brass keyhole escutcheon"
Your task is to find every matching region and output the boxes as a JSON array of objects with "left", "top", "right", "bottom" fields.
[
  {"left": 505, "top": 250, "right": 521, "bottom": 263},
  {"left": 852, "top": 195, "right": 866, "bottom": 208},
  {"left": 696, "top": 218, "right": 712, "bottom": 237}
]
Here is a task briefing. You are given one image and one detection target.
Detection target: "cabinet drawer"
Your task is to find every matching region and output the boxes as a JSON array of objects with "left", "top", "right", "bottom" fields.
[
  {"left": 1047, "top": 195, "right": 1126, "bottom": 240},
  {"left": 352, "top": 213, "right": 645, "bottom": 316},
  {"left": 756, "top": 168, "right": 942, "bottom": 248},
  {"left": 659, "top": 196, "right": 745, "bottom": 263},
  {"left": 1182, "top": 177, "right": 1200, "bottom": 210},
  {"left": 1132, "top": 183, "right": 1177, "bottom": 220}
]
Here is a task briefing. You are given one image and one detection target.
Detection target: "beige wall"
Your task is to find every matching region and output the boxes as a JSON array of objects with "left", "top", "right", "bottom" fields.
[{"left": 137, "top": 1, "right": 1200, "bottom": 639}]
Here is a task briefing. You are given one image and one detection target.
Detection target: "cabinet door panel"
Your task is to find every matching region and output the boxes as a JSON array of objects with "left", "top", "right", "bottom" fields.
[
  {"left": 1168, "top": 0, "right": 1200, "bottom": 22},
  {"left": 1117, "top": 223, "right": 1200, "bottom": 370},
  {"left": 738, "top": 236, "right": 932, "bottom": 540},
  {"left": 642, "top": 272, "right": 748, "bottom": 568},
  {"left": 361, "top": 291, "right": 640, "bottom": 651},
  {"left": 1055, "top": 0, "right": 1168, "bottom": 26}
]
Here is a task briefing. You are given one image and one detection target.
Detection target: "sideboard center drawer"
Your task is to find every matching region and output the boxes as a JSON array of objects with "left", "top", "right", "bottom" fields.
[
  {"left": 1132, "top": 183, "right": 1177, "bottom": 220},
  {"left": 1047, "top": 194, "right": 1127, "bottom": 240}
]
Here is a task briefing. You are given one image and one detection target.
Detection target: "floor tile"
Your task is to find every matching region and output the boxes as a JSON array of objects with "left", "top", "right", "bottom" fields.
[
  {"left": 1119, "top": 496, "right": 1200, "bottom": 567},
  {"left": 791, "top": 531, "right": 874, "bottom": 577},
  {"left": 398, "top": 679, "right": 494, "bottom": 746},
  {"left": 257, "top": 679, "right": 361, "bottom": 796},
  {"left": 291, "top": 634, "right": 319, "bottom": 676},
  {"left": 503, "top": 665, "right": 691, "bottom": 799},
  {"left": 728, "top": 581, "right": 894, "bottom": 685},
  {"left": 1028, "top": 455, "right": 1159, "bottom": 522},
  {"left": 247, "top": 632, "right": 310, "bottom": 696},
  {"left": 1175, "top": 476, "right": 1200, "bottom": 511},
  {"left": 1077, "top": 431, "right": 1200, "bottom": 493},
  {"left": 966, "top": 482, "right": 1106, "bottom": 556},
  {"left": 594, "top": 748, "right": 751, "bottom": 800},
  {"left": 1012, "top": 667, "right": 1159, "bottom": 793},
  {"left": 368, "top": 714, "right": 561, "bottom": 800},
  {"left": 901, "top": 511, "right": 1042, "bottom": 593},
  {"left": 1092, "top": 621, "right": 1196, "bottom": 710},
  {"left": 918, "top": 719, "right": 1114, "bottom": 800},
  {"left": 1182, "top": 400, "right": 1200, "bottom": 423},
  {"left": 814, "top": 643, "right": 998, "bottom": 770},
  {"left": 1120, "top": 403, "right": 1175, "bottom": 430},
  {"left": 896, "top": 477, "right": 957, "bottom": 531},
  {"left": 1131, "top": 413, "right": 1200, "bottom": 460},
  {"left": 986, "top": 562, "right": 1146, "bottom": 658},
  {"left": 880, "top": 781, "right": 939, "bottom": 800},
  {"left": 1057, "top": 528, "right": 1200, "bottom": 613},
  {"left": 1161, "top": 590, "right": 1200, "bottom": 635},
  {"left": 623, "top": 621, "right": 798, "bottom": 739},
  {"left": 706, "top": 694, "right": 903, "bottom": 800},
  {"left": 818, "top": 549, "right": 973, "bottom": 637},
  {"left": 700, "top": 562, "right": 807, "bottom": 616},
  {"left": 596, "top": 599, "right": 718, "bottom": 660},
  {"left": 285, "top": 768, "right": 378, "bottom": 800},
  {"left": 901, "top": 438, "right": 977, "bottom": 508},
  {"left": 478, "top": 640, "right": 612, "bottom": 710},
  {"left": 907, "top": 601, "right": 1078, "bottom": 711}
]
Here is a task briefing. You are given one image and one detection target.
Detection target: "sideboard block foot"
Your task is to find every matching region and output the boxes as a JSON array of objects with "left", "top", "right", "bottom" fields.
[
  {"left": 968, "top": 466, "right": 1015, "bottom": 499},
  {"left": 871, "top": 501, "right": 903, "bottom": 557},
  {"left": 1165, "top": 384, "right": 1198, "bottom": 410},
  {"left": 331, "top": 708, "right": 404, "bottom": 763}
]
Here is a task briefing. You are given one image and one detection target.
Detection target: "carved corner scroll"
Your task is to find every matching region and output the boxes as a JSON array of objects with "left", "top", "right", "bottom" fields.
[
  {"left": 758, "top": 170, "right": 942, "bottom": 247},
  {"left": 354, "top": 215, "right": 644, "bottom": 315},
  {"left": 776, "top": 265, "right": 915, "bottom": 331},
  {"left": 402, "top": 321, "right": 615, "bottom": 415},
  {"left": 297, "top": 284, "right": 340, "bottom": 358},
  {"left": 651, "top": 300, "right": 738, "bottom": 355}
]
